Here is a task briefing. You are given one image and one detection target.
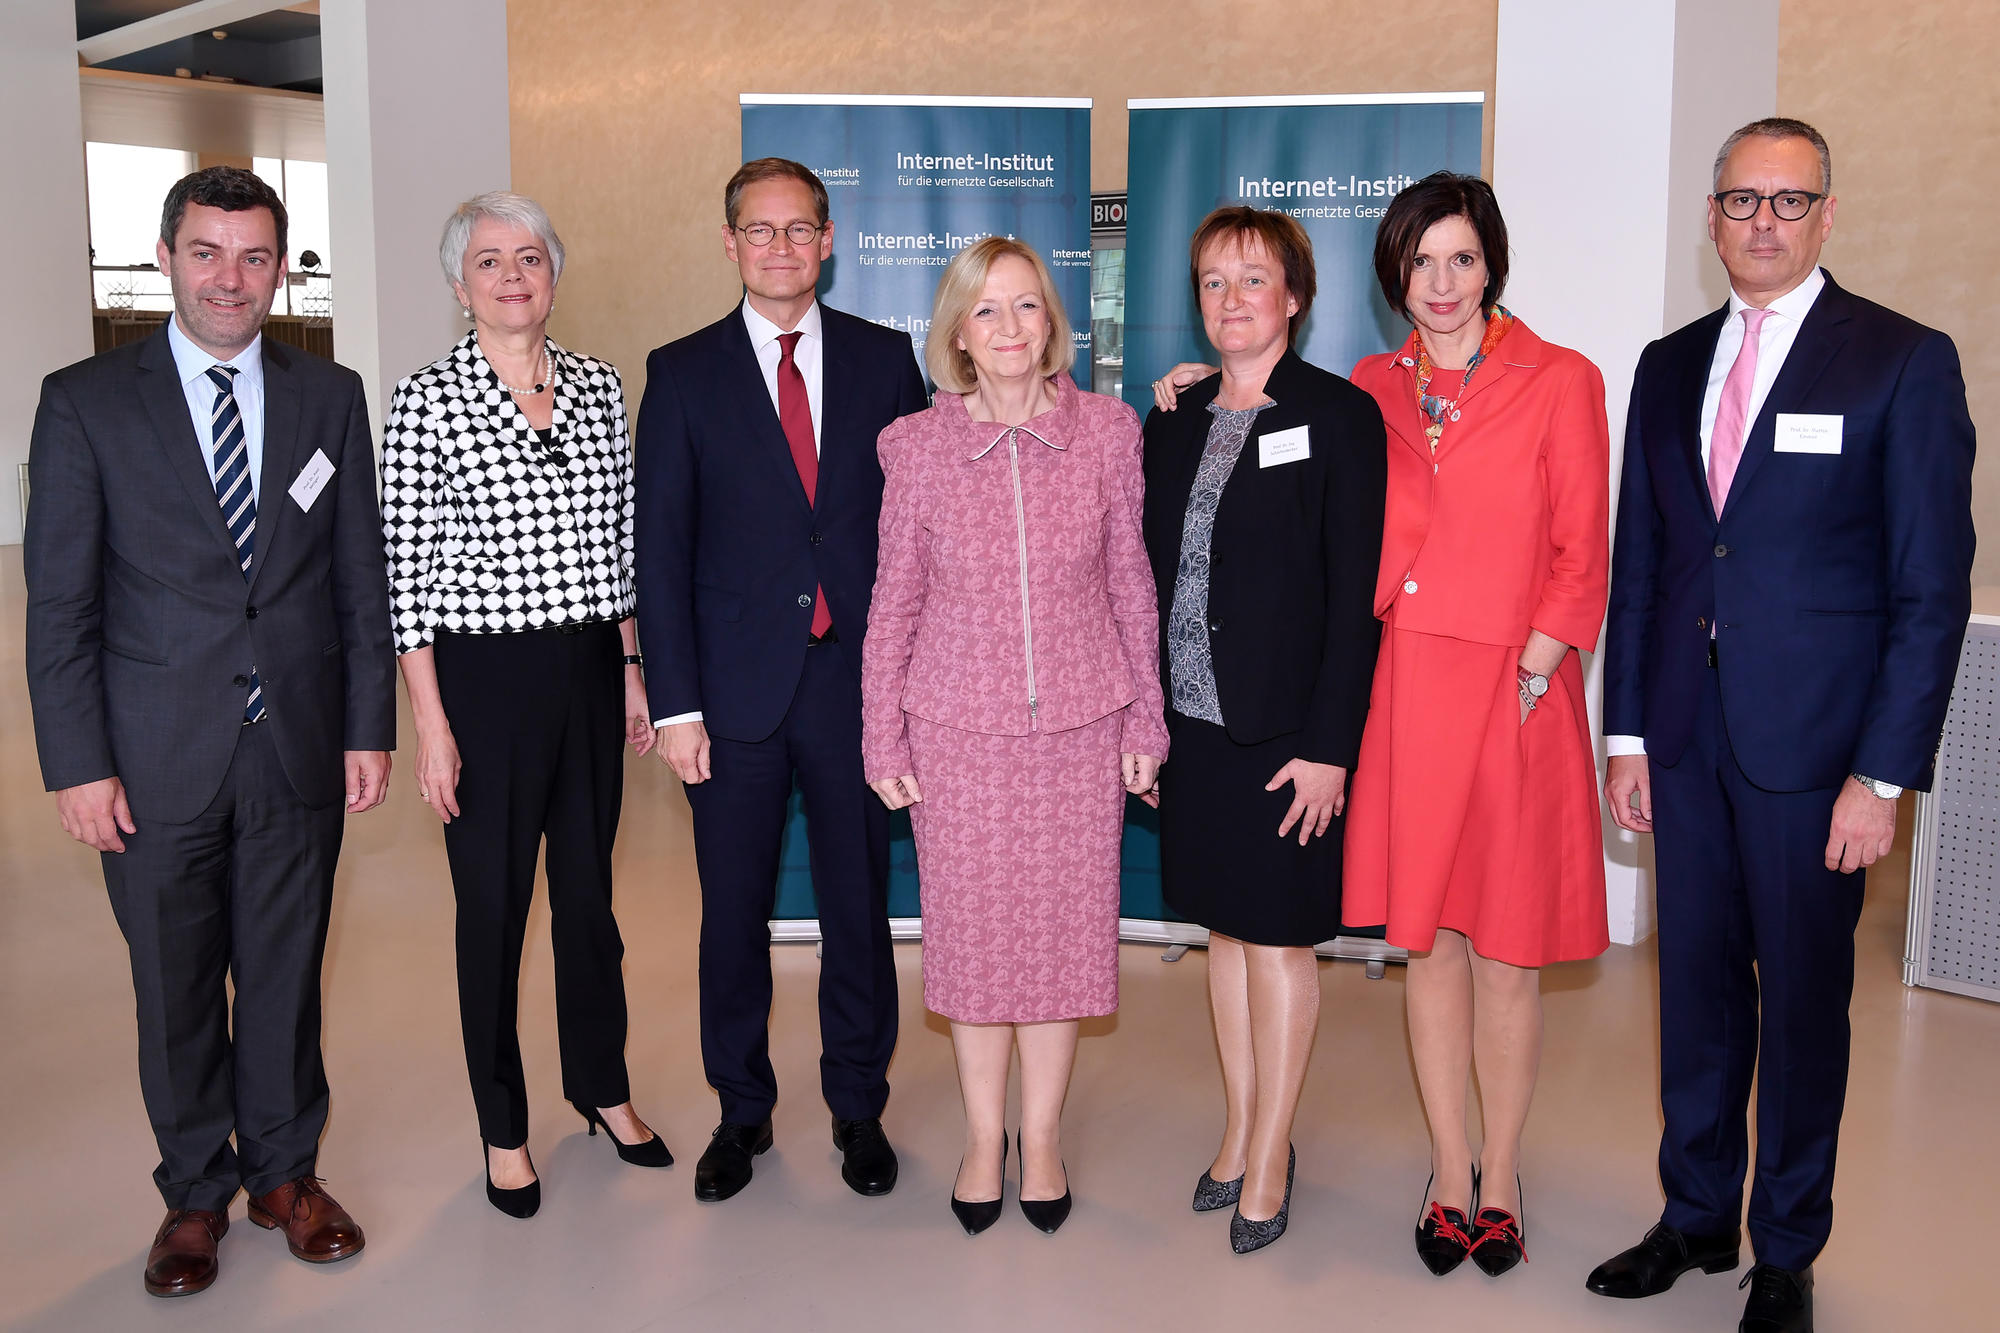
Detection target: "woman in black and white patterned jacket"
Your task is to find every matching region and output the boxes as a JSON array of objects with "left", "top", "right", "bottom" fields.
[{"left": 380, "top": 191, "right": 669, "bottom": 1219}]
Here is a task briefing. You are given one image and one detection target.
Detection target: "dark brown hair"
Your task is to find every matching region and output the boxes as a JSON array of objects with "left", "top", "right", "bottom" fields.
[
  {"left": 160, "top": 165, "right": 288, "bottom": 256},
  {"left": 1187, "top": 207, "right": 1316, "bottom": 346},
  {"left": 1371, "top": 172, "right": 1509, "bottom": 322},
  {"left": 724, "top": 157, "right": 830, "bottom": 228}
]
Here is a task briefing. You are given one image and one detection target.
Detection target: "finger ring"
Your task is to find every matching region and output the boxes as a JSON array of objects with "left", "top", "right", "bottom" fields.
[{"left": 419, "top": 789, "right": 429, "bottom": 799}]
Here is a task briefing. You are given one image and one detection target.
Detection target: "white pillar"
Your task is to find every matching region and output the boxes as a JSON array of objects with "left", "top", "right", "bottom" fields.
[
  {"left": 322, "top": 0, "right": 511, "bottom": 430},
  {"left": 2, "top": 0, "right": 96, "bottom": 546},
  {"left": 1494, "top": 0, "right": 1779, "bottom": 945}
]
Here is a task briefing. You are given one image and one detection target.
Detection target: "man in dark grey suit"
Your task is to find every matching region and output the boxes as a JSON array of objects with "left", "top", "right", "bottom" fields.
[{"left": 24, "top": 167, "right": 396, "bottom": 1299}]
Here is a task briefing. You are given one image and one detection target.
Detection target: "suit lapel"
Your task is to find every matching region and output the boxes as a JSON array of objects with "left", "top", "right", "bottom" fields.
[
  {"left": 1680, "top": 305, "right": 1730, "bottom": 525},
  {"left": 248, "top": 339, "right": 302, "bottom": 593},
  {"left": 137, "top": 327, "right": 240, "bottom": 557},
  {"left": 1722, "top": 281, "right": 1853, "bottom": 513},
  {"left": 720, "top": 310, "right": 813, "bottom": 514}
]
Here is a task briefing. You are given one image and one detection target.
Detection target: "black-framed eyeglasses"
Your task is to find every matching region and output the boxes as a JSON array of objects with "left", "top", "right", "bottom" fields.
[
  {"left": 734, "top": 222, "right": 825, "bottom": 247},
  {"left": 1712, "top": 188, "right": 1825, "bottom": 222}
]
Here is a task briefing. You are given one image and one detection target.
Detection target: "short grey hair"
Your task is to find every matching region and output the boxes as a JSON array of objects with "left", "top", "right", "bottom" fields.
[
  {"left": 1712, "top": 117, "right": 1833, "bottom": 194},
  {"left": 439, "top": 190, "right": 566, "bottom": 288}
]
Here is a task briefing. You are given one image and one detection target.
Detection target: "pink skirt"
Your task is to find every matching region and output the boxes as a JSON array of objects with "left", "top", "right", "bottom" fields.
[{"left": 906, "top": 710, "right": 1128, "bottom": 1023}]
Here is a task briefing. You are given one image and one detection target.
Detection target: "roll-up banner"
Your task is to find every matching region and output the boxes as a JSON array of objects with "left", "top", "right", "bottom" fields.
[
  {"left": 1115, "top": 92, "right": 1484, "bottom": 955},
  {"left": 738, "top": 94, "right": 1093, "bottom": 936}
]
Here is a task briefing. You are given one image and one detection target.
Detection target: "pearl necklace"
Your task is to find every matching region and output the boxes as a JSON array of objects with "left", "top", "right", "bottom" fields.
[{"left": 493, "top": 345, "right": 554, "bottom": 396}]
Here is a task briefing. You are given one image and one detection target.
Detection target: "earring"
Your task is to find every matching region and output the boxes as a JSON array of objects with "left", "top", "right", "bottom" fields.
[{"left": 461, "top": 307, "right": 471, "bottom": 319}]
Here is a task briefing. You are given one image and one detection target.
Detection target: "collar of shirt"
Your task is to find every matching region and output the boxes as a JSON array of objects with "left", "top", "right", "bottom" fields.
[
  {"left": 167, "top": 314, "right": 265, "bottom": 403},
  {"left": 741, "top": 295, "right": 824, "bottom": 453},
  {"left": 1725, "top": 263, "right": 1826, "bottom": 327}
]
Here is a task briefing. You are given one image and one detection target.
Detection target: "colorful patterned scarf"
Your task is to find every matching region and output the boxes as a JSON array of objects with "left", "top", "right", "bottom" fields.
[{"left": 1411, "top": 305, "right": 1514, "bottom": 452}]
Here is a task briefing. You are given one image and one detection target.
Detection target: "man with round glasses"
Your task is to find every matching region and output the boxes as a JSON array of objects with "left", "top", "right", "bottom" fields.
[
  {"left": 634, "top": 158, "right": 927, "bottom": 1204},
  {"left": 1594, "top": 118, "right": 1975, "bottom": 1333}
]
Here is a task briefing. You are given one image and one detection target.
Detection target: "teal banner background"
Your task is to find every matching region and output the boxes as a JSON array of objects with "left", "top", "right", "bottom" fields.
[
  {"left": 1113, "top": 96, "right": 1483, "bottom": 923},
  {"left": 1121, "top": 98, "right": 1484, "bottom": 420},
  {"left": 740, "top": 98, "right": 1093, "bottom": 923}
]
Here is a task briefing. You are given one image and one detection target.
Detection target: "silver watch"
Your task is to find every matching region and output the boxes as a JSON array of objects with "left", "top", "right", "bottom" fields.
[{"left": 1850, "top": 773, "right": 1904, "bottom": 800}]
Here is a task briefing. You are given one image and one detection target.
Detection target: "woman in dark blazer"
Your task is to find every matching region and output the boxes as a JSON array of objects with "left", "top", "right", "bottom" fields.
[{"left": 1141, "top": 207, "right": 1387, "bottom": 1254}]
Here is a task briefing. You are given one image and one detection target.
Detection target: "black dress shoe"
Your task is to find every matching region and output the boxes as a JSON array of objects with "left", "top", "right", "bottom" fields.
[
  {"left": 832, "top": 1116, "right": 899, "bottom": 1196},
  {"left": 1015, "top": 1131, "right": 1072, "bottom": 1235},
  {"left": 1467, "top": 1175, "right": 1527, "bottom": 1277},
  {"left": 573, "top": 1103, "right": 673, "bottom": 1169},
  {"left": 951, "top": 1136, "right": 1007, "bottom": 1236},
  {"left": 1739, "top": 1264, "right": 1813, "bottom": 1333},
  {"left": 1586, "top": 1221, "right": 1741, "bottom": 1298},
  {"left": 1414, "top": 1169, "right": 1476, "bottom": 1276},
  {"left": 693, "top": 1120, "right": 774, "bottom": 1202}
]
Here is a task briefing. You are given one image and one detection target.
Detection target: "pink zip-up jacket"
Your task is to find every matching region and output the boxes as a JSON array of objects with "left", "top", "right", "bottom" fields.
[{"left": 861, "top": 374, "right": 1170, "bottom": 782}]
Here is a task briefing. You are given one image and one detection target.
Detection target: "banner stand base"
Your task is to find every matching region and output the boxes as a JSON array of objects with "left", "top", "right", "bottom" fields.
[{"left": 766, "top": 918, "right": 1403, "bottom": 978}]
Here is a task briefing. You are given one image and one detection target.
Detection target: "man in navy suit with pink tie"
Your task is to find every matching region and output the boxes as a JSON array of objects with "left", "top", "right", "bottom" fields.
[
  {"left": 634, "top": 159, "right": 928, "bottom": 1204},
  {"left": 1592, "top": 120, "right": 1975, "bottom": 1333}
]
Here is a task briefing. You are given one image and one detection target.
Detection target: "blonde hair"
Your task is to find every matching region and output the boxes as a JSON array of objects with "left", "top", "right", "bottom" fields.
[{"left": 925, "top": 236, "right": 1076, "bottom": 393}]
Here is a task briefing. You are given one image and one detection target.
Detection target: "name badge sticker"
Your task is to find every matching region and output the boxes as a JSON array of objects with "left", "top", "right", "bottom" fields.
[
  {"left": 1257, "top": 424, "right": 1311, "bottom": 468},
  {"left": 289, "top": 448, "right": 336, "bottom": 511},
  {"left": 1773, "top": 413, "right": 1843, "bottom": 454}
]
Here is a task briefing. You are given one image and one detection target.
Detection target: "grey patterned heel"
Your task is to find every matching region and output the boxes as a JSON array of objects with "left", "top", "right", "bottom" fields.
[
  {"left": 1229, "top": 1145, "right": 1294, "bottom": 1254},
  {"left": 1193, "top": 1168, "right": 1244, "bottom": 1212}
]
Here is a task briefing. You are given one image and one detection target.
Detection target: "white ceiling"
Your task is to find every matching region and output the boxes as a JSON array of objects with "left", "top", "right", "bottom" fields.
[{"left": 80, "top": 66, "right": 324, "bottom": 161}]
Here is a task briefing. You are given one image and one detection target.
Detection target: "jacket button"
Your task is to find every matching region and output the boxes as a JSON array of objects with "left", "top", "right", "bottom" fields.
[
  {"left": 245, "top": 606, "right": 258, "bottom": 619},
  {"left": 232, "top": 674, "right": 250, "bottom": 688},
  {"left": 797, "top": 593, "right": 813, "bottom": 608},
  {"left": 810, "top": 531, "right": 823, "bottom": 545},
  {"left": 1713, "top": 544, "right": 1730, "bottom": 557},
  {"left": 1403, "top": 578, "right": 1419, "bottom": 595},
  {"left": 1207, "top": 618, "right": 1222, "bottom": 633},
  {"left": 1696, "top": 616, "right": 1708, "bottom": 631}
]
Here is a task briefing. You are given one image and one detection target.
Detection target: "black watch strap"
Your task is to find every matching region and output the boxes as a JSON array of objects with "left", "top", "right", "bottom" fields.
[{"left": 622, "top": 654, "right": 643, "bottom": 667}]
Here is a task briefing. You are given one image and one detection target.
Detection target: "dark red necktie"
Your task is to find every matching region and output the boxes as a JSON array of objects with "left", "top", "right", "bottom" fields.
[{"left": 777, "top": 331, "right": 831, "bottom": 638}]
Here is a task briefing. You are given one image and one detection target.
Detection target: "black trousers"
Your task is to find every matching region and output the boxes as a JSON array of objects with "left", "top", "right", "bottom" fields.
[
  {"left": 434, "top": 623, "right": 631, "bottom": 1149},
  {"left": 1651, "top": 667, "right": 1865, "bottom": 1272},
  {"left": 685, "top": 639, "right": 895, "bottom": 1125},
  {"left": 102, "top": 719, "right": 344, "bottom": 1211}
]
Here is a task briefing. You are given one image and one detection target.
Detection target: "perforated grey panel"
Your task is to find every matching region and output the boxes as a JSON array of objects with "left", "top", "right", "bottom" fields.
[{"left": 1922, "top": 621, "right": 2000, "bottom": 997}]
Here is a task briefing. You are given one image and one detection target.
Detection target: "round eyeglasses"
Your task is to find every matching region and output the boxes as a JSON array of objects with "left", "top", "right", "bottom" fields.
[
  {"left": 1712, "top": 189, "right": 1825, "bottom": 222},
  {"left": 735, "top": 222, "right": 825, "bottom": 247}
]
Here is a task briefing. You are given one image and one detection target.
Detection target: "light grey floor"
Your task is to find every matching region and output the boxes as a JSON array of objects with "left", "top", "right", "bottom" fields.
[{"left": 1, "top": 540, "right": 1990, "bottom": 1331}]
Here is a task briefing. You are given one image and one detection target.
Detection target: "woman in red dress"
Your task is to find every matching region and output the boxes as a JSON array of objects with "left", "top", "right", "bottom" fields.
[{"left": 1343, "top": 173, "right": 1610, "bottom": 1278}]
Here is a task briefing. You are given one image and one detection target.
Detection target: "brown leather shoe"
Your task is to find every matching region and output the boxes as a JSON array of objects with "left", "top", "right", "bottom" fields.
[
  {"left": 247, "top": 1176, "right": 365, "bottom": 1264},
  {"left": 144, "top": 1209, "right": 228, "bottom": 1297}
]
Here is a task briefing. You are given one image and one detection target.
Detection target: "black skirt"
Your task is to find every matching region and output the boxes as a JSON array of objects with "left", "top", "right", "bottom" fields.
[{"left": 1158, "top": 709, "right": 1345, "bottom": 947}]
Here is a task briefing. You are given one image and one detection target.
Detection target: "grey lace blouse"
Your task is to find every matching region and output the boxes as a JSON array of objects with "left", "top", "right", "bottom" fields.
[{"left": 1166, "top": 401, "right": 1270, "bottom": 723}]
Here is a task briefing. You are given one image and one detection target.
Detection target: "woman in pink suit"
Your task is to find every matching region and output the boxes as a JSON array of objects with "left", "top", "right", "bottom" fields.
[
  {"left": 1343, "top": 173, "right": 1610, "bottom": 1278},
  {"left": 861, "top": 236, "right": 1168, "bottom": 1238}
]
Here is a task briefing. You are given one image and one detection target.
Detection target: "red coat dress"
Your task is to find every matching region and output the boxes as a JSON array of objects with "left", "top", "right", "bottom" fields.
[{"left": 1342, "top": 318, "right": 1611, "bottom": 966}]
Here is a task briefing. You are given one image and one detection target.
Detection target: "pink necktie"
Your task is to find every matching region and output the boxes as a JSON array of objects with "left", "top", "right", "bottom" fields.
[{"left": 1707, "top": 307, "right": 1770, "bottom": 515}]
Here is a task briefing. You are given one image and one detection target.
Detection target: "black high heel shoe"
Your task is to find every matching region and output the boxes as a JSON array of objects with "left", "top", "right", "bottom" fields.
[
  {"left": 482, "top": 1141, "right": 541, "bottom": 1219},
  {"left": 1192, "top": 1164, "right": 1244, "bottom": 1213},
  {"left": 1229, "top": 1145, "right": 1294, "bottom": 1254},
  {"left": 1016, "top": 1131, "right": 1072, "bottom": 1235},
  {"left": 573, "top": 1103, "right": 673, "bottom": 1168},
  {"left": 1413, "top": 1168, "right": 1477, "bottom": 1275},
  {"left": 1468, "top": 1173, "right": 1527, "bottom": 1276},
  {"left": 950, "top": 1135, "right": 1007, "bottom": 1236}
]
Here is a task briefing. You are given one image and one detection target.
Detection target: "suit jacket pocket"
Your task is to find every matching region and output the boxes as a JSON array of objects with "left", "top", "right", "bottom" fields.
[
  {"left": 102, "top": 640, "right": 168, "bottom": 666},
  {"left": 694, "top": 581, "right": 743, "bottom": 623}
]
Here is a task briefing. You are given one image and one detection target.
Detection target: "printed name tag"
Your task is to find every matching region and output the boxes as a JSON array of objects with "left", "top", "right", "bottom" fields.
[
  {"left": 1258, "top": 424, "right": 1310, "bottom": 468},
  {"left": 1773, "top": 413, "right": 1842, "bottom": 454},
  {"left": 289, "top": 449, "right": 336, "bottom": 511}
]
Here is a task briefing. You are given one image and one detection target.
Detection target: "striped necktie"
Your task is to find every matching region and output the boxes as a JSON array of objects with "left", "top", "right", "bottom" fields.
[{"left": 207, "top": 365, "right": 265, "bottom": 723}]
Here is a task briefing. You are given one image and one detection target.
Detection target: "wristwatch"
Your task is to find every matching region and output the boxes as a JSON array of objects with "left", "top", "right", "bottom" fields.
[
  {"left": 1850, "top": 773, "right": 1903, "bottom": 800},
  {"left": 1517, "top": 668, "right": 1550, "bottom": 710}
]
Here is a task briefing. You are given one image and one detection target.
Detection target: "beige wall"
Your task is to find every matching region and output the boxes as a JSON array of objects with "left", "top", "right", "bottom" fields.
[
  {"left": 1781, "top": 1, "right": 2000, "bottom": 582},
  {"left": 509, "top": 0, "right": 1994, "bottom": 574},
  {"left": 507, "top": 0, "right": 1494, "bottom": 404}
]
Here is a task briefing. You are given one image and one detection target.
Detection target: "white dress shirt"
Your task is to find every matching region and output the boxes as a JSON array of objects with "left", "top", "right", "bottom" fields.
[
  {"left": 167, "top": 315, "right": 265, "bottom": 502},
  {"left": 1605, "top": 267, "right": 1828, "bottom": 758},
  {"left": 653, "top": 298, "right": 828, "bottom": 730}
]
